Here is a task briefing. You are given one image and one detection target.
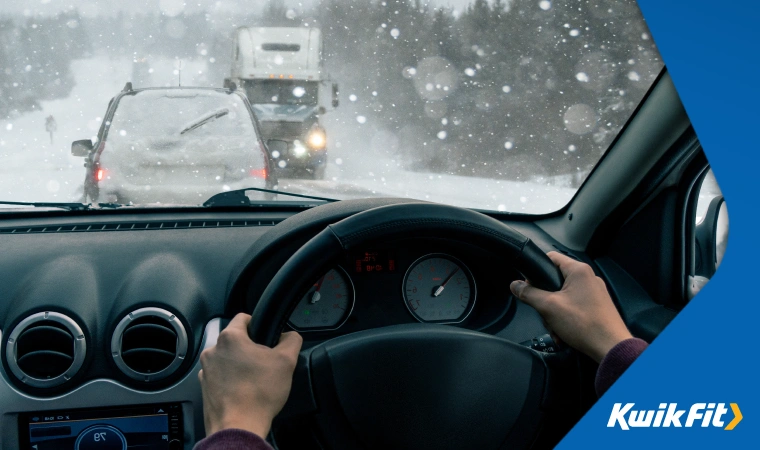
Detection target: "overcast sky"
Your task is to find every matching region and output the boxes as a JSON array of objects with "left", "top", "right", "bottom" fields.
[{"left": 1, "top": 0, "right": 479, "bottom": 17}]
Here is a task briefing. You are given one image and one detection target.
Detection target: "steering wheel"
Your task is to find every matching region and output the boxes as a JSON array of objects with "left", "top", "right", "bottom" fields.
[{"left": 248, "top": 202, "right": 576, "bottom": 449}]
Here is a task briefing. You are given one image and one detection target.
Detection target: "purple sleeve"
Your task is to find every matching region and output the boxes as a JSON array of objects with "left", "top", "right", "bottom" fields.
[
  {"left": 595, "top": 338, "right": 648, "bottom": 396},
  {"left": 193, "top": 429, "right": 273, "bottom": 450}
]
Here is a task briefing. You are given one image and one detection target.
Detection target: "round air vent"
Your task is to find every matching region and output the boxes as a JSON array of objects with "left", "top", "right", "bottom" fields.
[
  {"left": 5, "top": 312, "right": 86, "bottom": 388},
  {"left": 111, "top": 307, "right": 188, "bottom": 382}
]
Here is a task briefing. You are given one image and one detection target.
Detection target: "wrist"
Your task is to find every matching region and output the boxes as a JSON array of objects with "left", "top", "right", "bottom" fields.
[
  {"left": 210, "top": 415, "right": 272, "bottom": 438},
  {"left": 589, "top": 330, "right": 633, "bottom": 364}
]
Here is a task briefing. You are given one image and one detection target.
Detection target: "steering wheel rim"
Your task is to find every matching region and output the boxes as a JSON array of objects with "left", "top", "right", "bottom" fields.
[
  {"left": 249, "top": 202, "right": 563, "bottom": 347},
  {"left": 248, "top": 202, "right": 570, "bottom": 449}
]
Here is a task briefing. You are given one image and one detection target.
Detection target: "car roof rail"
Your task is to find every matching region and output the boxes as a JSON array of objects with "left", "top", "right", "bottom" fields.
[{"left": 122, "top": 82, "right": 133, "bottom": 92}]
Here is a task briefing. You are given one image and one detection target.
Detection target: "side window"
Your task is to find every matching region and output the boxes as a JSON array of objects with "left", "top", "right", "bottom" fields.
[{"left": 687, "top": 168, "right": 729, "bottom": 299}]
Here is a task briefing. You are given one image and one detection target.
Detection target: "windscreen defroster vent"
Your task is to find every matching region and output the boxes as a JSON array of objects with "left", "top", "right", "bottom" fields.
[
  {"left": 5, "top": 312, "right": 86, "bottom": 388},
  {"left": 0, "top": 219, "right": 282, "bottom": 235},
  {"left": 111, "top": 308, "right": 188, "bottom": 382}
]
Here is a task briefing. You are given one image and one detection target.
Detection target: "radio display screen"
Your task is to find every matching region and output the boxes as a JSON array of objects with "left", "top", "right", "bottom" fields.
[{"left": 19, "top": 403, "right": 182, "bottom": 450}]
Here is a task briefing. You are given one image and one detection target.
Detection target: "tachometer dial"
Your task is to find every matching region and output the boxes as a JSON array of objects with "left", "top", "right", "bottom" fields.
[
  {"left": 288, "top": 267, "right": 354, "bottom": 331},
  {"left": 403, "top": 254, "right": 476, "bottom": 323}
]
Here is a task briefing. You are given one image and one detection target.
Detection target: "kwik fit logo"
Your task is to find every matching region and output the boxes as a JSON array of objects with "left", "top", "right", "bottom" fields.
[{"left": 608, "top": 403, "right": 742, "bottom": 430}]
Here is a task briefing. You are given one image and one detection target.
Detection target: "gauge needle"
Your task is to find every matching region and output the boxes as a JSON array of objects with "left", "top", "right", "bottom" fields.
[
  {"left": 432, "top": 267, "right": 460, "bottom": 297},
  {"left": 310, "top": 274, "right": 326, "bottom": 304}
]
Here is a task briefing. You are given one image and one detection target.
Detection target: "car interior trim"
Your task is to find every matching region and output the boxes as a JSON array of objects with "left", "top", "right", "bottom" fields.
[
  {"left": 0, "top": 318, "right": 222, "bottom": 449},
  {"left": 538, "top": 72, "right": 691, "bottom": 251}
]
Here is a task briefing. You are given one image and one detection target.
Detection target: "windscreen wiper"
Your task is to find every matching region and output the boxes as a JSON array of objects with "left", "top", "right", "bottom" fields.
[
  {"left": 203, "top": 187, "right": 337, "bottom": 207},
  {"left": 0, "top": 201, "right": 92, "bottom": 211},
  {"left": 179, "top": 108, "right": 229, "bottom": 135}
]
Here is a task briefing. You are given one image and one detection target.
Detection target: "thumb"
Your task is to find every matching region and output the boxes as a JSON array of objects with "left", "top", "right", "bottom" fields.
[
  {"left": 276, "top": 331, "right": 303, "bottom": 358},
  {"left": 510, "top": 280, "right": 553, "bottom": 314}
]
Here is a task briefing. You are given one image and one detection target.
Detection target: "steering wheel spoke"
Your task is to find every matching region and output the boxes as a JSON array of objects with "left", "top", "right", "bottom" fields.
[
  {"left": 248, "top": 202, "right": 577, "bottom": 449},
  {"left": 278, "top": 349, "right": 318, "bottom": 419}
]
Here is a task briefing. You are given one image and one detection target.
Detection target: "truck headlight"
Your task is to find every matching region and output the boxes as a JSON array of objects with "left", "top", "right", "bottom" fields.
[{"left": 306, "top": 128, "right": 327, "bottom": 150}]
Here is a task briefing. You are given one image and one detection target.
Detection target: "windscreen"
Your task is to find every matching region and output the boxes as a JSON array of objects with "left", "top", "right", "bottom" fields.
[
  {"left": 242, "top": 80, "right": 319, "bottom": 106},
  {"left": 108, "top": 91, "right": 256, "bottom": 138},
  {"left": 0, "top": 0, "right": 662, "bottom": 211}
]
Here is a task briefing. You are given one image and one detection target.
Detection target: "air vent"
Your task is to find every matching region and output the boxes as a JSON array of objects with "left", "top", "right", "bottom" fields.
[
  {"left": 5, "top": 312, "right": 86, "bottom": 388},
  {"left": 0, "top": 219, "right": 282, "bottom": 235},
  {"left": 112, "top": 308, "right": 188, "bottom": 382}
]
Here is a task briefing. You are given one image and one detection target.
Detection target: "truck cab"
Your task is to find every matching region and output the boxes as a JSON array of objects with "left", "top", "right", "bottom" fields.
[{"left": 227, "top": 27, "right": 338, "bottom": 179}]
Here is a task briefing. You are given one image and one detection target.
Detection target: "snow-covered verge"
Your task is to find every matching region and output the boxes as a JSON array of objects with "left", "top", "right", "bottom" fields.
[
  {"left": 280, "top": 149, "right": 575, "bottom": 214},
  {"left": 0, "top": 58, "right": 134, "bottom": 202},
  {"left": 0, "top": 57, "right": 224, "bottom": 203}
]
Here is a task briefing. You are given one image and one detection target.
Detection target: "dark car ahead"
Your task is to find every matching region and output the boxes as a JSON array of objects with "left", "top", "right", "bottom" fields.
[{"left": 72, "top": 84, "right": 277, "bottom": 204}]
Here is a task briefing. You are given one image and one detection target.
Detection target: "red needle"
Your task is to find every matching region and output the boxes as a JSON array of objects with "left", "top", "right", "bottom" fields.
[
  {"left": 314, "top": 274, "right": 327, "bottom": 292},
  {"left": 310, "top": 274, "right": 327, "bottom": 304},
  {"left": 440, "top": 267, "right": 460, "bottom": 287},
  {"left": 433, "top": 267, "right": 460, "bottom": 297}
]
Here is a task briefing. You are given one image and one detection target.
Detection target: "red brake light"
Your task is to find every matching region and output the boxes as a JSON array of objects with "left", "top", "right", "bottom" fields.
[
  {"left": 96, "top": 169, "right": 105, "bottom": 181},
  {"left": 250, "top": 168, "right": 267, "bottom": 179}
]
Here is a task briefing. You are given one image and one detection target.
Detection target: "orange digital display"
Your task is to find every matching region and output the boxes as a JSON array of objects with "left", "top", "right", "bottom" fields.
[{"left": 353, "top": 250, "right": 396, "bottom": 274}]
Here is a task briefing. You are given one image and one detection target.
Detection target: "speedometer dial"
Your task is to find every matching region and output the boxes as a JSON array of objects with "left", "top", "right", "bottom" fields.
[
  {"left": 403, "top": 254, "right": 476, "bottom": 324},
  {"left": 288, "top": 267, "right": 354, "bottom": 331}
]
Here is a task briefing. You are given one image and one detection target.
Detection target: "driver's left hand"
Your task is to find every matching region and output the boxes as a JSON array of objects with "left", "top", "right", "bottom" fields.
[{"left": 198, "top": 313, "right": 302, "bottom": 438}]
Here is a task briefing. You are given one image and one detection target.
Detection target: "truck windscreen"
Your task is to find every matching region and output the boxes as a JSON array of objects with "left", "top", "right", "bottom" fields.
[{"left": 243, "top": 80, "right": 319, "bottom": 106}]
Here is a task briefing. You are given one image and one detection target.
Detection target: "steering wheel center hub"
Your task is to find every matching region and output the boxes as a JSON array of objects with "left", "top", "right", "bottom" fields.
[{"left": 308, "top": 324, "right": 548, "bottom": 449}]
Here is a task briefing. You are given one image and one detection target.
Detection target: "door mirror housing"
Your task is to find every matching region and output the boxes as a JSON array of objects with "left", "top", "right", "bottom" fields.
[
  {"left": 695, "top": 195, "right": 728, "bottom": 278},
  {"left": 332, "top": 83, "right": 339, "bottom": 108},
  {"left": 71, "top": 139, "right": 94, "bottom": 157},
  {"left": 223, "top": 78, "right": 238, "bottom": 91},
  {"left": 715, "top": 200, "right": 729, "bottom": 269}
]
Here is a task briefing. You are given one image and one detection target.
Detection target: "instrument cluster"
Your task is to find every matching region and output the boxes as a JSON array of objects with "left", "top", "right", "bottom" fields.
[{"left": 287, "top": 241, "right": 515, "bottom": 336}]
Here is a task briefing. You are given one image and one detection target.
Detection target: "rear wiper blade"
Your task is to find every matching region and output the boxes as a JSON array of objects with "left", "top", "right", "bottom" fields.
[
  {"left": 180, "top": 108, "right": 229, "bottom": 135},
  {"left": 0, "top": 201, "right": 92, "bottom": 211},
  {"left": 203, "top": 187, "right": 337, "bottom": 207}
]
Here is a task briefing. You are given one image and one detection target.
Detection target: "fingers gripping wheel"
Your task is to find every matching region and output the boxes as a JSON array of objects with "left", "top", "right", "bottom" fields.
[
  {"left": 248, "top": 202, "right": 568, "bottom": 449},
  {"left": 248, "top": 202, "right": 563, "bottom": 346}
]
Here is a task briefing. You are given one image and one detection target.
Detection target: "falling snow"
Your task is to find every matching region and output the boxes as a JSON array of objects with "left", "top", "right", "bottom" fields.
[{"left": 0, "top": 0, "right": 663, "bottom": 214}]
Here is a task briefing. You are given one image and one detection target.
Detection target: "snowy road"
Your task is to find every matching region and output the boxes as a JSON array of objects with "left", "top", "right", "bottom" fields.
[{"left": 1, "top": 57, "right": 575, "bottom": 214}]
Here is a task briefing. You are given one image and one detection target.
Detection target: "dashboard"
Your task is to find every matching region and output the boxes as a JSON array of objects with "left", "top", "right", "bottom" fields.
[
  {"left": 0, "top": 204, "right": 564, "bottom": 449},
  {"left": 283, "top": 240, "right": 521, "bottom": 344}
]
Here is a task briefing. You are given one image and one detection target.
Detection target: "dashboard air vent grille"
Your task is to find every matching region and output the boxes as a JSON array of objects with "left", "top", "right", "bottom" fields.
[
  {"left": 112, "top": 308, "right": 188, "bottom": 382},
  {"left": 4, "top": 312, "right": 86, "bottom": 388}
]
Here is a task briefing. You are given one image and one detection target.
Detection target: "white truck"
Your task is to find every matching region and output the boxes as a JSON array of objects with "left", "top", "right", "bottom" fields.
[{"left": 225, "top": 27, "right": 339, "bottom": 179}]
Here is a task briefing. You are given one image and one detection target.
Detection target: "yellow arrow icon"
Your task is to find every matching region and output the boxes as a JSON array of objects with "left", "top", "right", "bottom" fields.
[{"left": 725, "top": 403, "right": 742, "bottom": 430}]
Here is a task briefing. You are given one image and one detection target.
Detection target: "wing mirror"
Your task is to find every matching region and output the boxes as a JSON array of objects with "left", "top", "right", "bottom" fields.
[
  {"left": 266, "top": 139, "right": 289, "bottom": 155},
  {"left": 332, "top": 82, "right": 339, "bottom": 108},
  {"left": 71, "top": 139, "right": 94, "bottom": 157},
  {"left": 692, "top": 195, "right": 728, "bottom": 284}
]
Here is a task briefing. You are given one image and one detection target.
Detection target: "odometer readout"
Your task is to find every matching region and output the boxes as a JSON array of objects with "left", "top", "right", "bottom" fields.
[
  {"left": 402, "top": 254, "right": 475, "bottom": 323},
  {"left": 352, "top": 250, "right": 397, "bottom": 274}
]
